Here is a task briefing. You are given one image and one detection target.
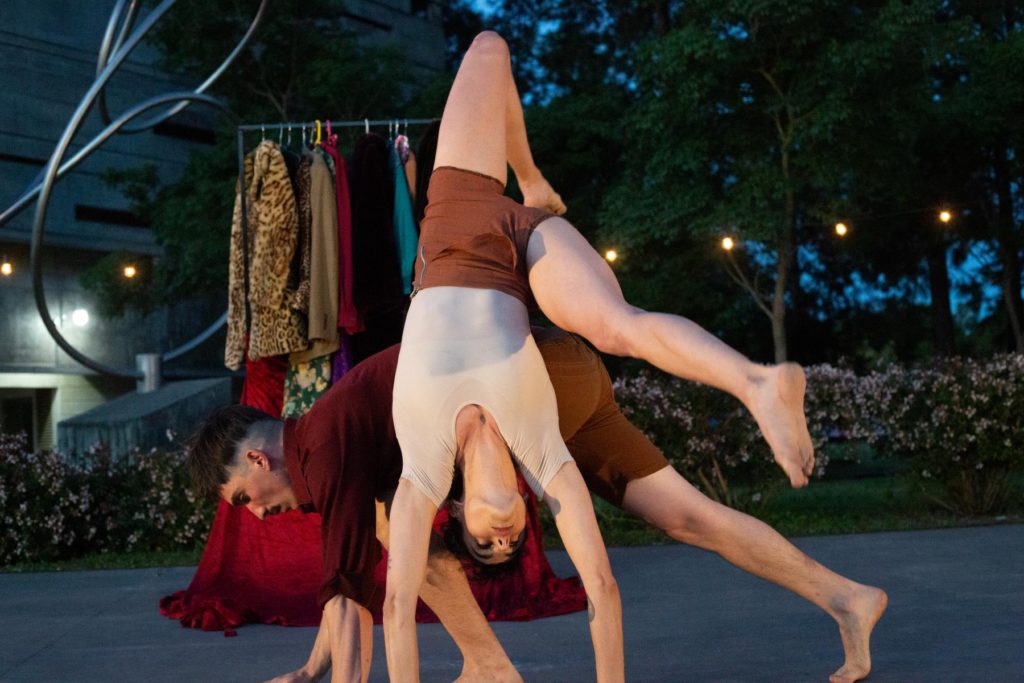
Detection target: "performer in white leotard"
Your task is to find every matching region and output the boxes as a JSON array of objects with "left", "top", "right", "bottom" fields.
[{"left": 386, "top": 31, "right": 819, "bottom": 683}]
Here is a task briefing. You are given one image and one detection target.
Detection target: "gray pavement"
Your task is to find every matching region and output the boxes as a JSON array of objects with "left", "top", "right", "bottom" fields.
[{"left": 0, "top": 524, "right": 1021, "bottom": 682}]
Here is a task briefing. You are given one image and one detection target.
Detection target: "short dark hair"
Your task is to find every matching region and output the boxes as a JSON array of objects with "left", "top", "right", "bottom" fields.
[{"left": 185, "top": 404, "right": 277, "bottom": 500}]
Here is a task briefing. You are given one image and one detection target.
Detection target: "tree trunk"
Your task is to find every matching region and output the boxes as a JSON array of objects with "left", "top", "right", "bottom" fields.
[
  {"left": 993, "top": 147, "right": 1024, "bottom": 352},
  {"left": 926, "top": 240, "right": 956, "bottom": 356},
  {"left": 772, "top": 195, "right": 796, "bottom": 363}
]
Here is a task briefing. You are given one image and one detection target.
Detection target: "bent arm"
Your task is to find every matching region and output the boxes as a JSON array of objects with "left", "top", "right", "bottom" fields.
[
  {"left": 544, "top": 462, "right": 624, "bottom": 683},
  {"left": 383, "top": 478, "right": 437, "bottom": 683},
  {"left": 263, "top": 595, "right": 368, "bottom": 683},
  {"left": 325, "top": 595, "right": 372, "bottom": 683}
]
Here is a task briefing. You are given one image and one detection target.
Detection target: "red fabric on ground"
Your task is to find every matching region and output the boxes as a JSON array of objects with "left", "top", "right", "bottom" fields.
[
  {"left": 160, "top": 500, "right": 325, "bottom": 630},
  {"left": 161, "top": 355, "right": 584, "bottom": 632}
]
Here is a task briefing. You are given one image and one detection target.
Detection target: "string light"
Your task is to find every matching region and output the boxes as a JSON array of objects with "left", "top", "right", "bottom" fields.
[
  {"left": 604, "top": 249, "right": 618, "bottom": 263},
  {"left": 123, "top": 264, "right": 137, "bottom": 279},
  {"left": 721, "top": 237, "right": 735, "bottom": 251},
  {"left": 938, "top": 210, "right": 952, "bottom": 224},
  {"left": 835, "top": 222, "right": 849, "bottom": 237},
  {"left": 1, "top": 258, "right": 11, "bottom": 276}
]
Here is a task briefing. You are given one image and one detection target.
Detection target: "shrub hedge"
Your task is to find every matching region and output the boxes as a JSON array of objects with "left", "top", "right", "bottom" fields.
[
  {"left": 2, "top": 354, "right": 1020, "bottom": 564},
  {"left": 614, "top": 354, "right": 1024, "bottom": 515}
]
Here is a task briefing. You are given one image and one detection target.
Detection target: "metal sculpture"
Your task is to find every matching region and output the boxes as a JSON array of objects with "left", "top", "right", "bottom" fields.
[{"left": 0, "top": 0, "right": 268, "bottom": 384}]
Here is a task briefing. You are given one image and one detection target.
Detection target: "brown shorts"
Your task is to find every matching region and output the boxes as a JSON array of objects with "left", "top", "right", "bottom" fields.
[
  {"left": 413, "top": 166, "right": 553, "bottom": 307},
  {"left": 535, "top": 328, "right": 670, "bottom": 506}
]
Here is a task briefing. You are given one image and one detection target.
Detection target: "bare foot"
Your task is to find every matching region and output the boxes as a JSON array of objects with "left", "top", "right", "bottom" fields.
[
  {"left": 455, "top": 663, "right": 524, "bottom": 683},
  {"left": 520, "top": 174, "right": 567, "bottom": 215},
  {"left": 829, "top": 586, "right": 888, "bottom": 683},
  {"left": 747, "top": 363, "right": 815, "bottom": 487}
]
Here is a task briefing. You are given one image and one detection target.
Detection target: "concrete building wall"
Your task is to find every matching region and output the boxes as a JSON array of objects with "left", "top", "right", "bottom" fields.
[
  {"left": 0, "top": 1, "right": 445, "bottom": 450},
  {"left": 0, "top": 372, "right": 134, "bottom": 451}
]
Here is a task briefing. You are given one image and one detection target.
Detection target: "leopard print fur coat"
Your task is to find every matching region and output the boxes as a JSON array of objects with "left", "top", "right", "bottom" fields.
[{"left": 225, "top": 140, "right": 308, "bottom": 370}]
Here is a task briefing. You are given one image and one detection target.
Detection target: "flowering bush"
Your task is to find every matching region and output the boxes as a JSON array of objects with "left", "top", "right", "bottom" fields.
[
  {"left": 862, "top": 354, "right": 1024, "bottom": 515},
  {"left": 0, "top": 435, "right": 214, "bottom": 566},
  {"left": 613, "top": 372, "right": 786, "bottom": 509},
  {"left": 613, "top": 354, "right": 1024, "bottom": 516}
]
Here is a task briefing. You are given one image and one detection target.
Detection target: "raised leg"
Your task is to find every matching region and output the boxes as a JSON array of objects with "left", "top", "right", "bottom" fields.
[
  {"left": 621, "top": 467, "right": 887, "bottom": 683},
  {"left": 434, "top": 31, "right": 565, "bottom": 213},
  {"left": 527, "top": 217, "right": 815, "bottom": 486}
]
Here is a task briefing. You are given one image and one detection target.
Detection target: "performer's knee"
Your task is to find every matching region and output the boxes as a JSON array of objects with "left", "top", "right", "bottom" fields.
[
  {"left": 587, "top": 305, "right": 644, "bottom": 358},
  {"left": 469, "top": 31, "right": 510, "bottom": 60}
]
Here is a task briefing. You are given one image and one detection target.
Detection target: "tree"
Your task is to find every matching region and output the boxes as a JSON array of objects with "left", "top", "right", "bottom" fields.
[
  {"left": 940, "top": 1, "right": 1024, "bottom": 352},
  {"left": 86, "top": 0, "right": 425, "bottom": 313},
  {"left": 598, "top": 0, "right": 950, "bottom": 362}
]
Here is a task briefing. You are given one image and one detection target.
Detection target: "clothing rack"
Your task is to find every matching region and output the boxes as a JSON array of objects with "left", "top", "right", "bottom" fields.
[{"left": 235, "top": 117, "right": 436, "bottom": 336}]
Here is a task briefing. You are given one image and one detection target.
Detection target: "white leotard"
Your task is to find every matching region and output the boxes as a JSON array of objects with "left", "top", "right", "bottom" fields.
[{"left": 393, "top": 286, "right": 571, "bottom": 507}]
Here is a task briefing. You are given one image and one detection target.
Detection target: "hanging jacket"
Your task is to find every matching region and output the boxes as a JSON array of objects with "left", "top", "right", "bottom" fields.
[
  {"left": 349, "top": 133, "right": 402, "bottom": 317},
  {"left": 390, "top": 142, "right": 418, "bottom": 295},
  {"left": 413, "top": 120, "right": 440, "bottom": 227},
  {"left": 225, "top": 140, "right": 307, "bottom": 370},
  {"left": 320, "top": 133, "right": 360, "bottom": 334},
  {"left": 306, "top": 147, "right": 340, "bottom": 343}
]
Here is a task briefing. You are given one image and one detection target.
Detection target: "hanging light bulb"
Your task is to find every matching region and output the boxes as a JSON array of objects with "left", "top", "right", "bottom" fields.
[
  {"left": 721, "top": 237, "right": 735, "bottom": 251},
  {"left": 835, "top": 222, "right": 849, "bottom": 237},
  {"left": 123, "top": 264, "right": 137, "bottom": 279},
  {"left": 604, "top": 249, "right": 618, "bottom": 263},
  {"left": 938, "top": 210, "right": 952, "bottom": 224},
  {"left": 1, "top": 257, "right": 12, "bottom": 276}
]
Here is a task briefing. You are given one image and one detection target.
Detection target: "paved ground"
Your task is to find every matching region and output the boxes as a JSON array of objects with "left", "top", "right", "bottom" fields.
[{"left": 0, "top": 524, "right": 1020, "bottom": 682}]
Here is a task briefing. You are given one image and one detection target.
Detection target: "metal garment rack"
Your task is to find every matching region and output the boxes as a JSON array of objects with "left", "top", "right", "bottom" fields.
[{"left": 234, "top": 117, "right": 437, "bottom": 336}]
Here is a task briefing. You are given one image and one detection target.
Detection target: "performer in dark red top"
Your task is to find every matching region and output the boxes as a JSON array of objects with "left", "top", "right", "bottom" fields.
[
  {"left": 187, "top": 329, "right": 885, "bottom": 683},
  {"left": 280, "top": 346, "right": 403, "bottom": 612}
]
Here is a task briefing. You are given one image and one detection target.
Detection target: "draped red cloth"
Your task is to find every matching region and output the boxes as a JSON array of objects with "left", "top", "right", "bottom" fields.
[{"left": 160, "top": 355, "right": 585, "bottom": 632}]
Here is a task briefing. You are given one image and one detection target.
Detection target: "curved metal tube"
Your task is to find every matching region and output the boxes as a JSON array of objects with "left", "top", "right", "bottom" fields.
[
  {"left": 96, "top": 0, "right": 139, "bottom": 126},
  {"left": 163, "top": 311, "right": 229, "bottom": 362},
  {"left": 0, "top": 0, "right": 268, "bottom": 379},
  {"left": 32, "top": 92, "right": 237, "bottom": 378},
  {"left": 0, "top": 0, "right": 267, "bottom": 225},
  {"left": 108, "top": 0, "right": 268, "bottom": 135}
]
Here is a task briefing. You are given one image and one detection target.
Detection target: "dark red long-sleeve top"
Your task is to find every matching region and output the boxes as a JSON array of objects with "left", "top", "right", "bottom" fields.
[{"left": 283, "top": 345, "right": 403, "bottom": 611}]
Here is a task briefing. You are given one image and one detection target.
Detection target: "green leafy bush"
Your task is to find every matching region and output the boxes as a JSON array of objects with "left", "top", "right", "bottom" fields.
[
  {"left": 863, "top": 354, "right": 1024, "bottom": 515},
  {"left": 0, "top": 435, "right": 214, "bottom": 566},
  {"left": 613, "top": 354, "right": 1024, "bottom": 516},
  {"left": 612, "top": 372, "right": 786, "bottom": 509}
]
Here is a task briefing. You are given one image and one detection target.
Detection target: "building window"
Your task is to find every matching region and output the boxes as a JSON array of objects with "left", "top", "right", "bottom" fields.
[
  {"left": 0, "top": 393, "right": 36, "bottom": 451},
  {"left": 75, "top": 205, "right": 150, "bottom": 228}
]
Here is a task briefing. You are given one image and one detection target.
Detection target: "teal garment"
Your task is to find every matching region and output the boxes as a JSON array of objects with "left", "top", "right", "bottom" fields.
[{"left": 390, "top": 142, "right": 418, "bottom": 295}]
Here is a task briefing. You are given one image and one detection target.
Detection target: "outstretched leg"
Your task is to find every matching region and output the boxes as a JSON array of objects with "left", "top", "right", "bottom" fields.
[
  {"left": 622, "top": 468, "right": 887, "bottom": 682},
  {"left": 527, "top": 217, "right": 815, "bottom": 486},
  {"left": 434, "top": 31, "right": 565, "bottom": 213}
]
